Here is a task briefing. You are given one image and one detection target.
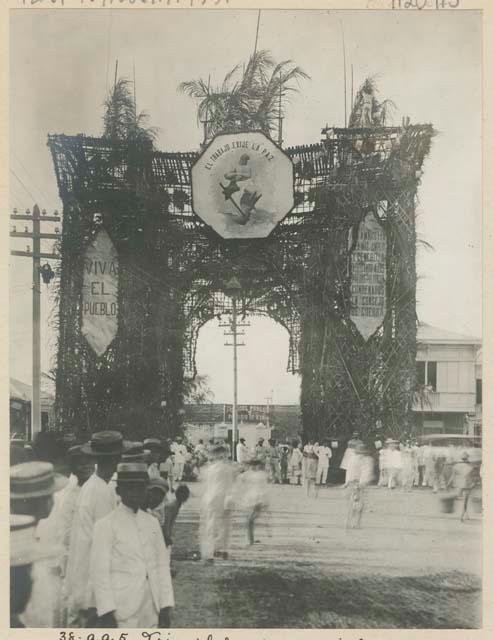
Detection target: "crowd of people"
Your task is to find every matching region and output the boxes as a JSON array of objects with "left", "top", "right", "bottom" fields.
[
  {"left": 10, "top": 428, "right": 482, "bottom": 628},
  {"left": 10, "top": 431, "right": 190, "bottom": 629}
]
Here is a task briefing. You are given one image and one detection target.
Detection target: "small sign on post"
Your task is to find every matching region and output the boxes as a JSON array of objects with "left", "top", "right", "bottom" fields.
[{"left": 82, "top": 228, "right": 119, "bottom": 356}]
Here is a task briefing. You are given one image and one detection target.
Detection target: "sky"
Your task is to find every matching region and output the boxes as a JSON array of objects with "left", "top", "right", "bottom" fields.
[{"left": 9, "top": 8, "right": 481, "bottom": 405}]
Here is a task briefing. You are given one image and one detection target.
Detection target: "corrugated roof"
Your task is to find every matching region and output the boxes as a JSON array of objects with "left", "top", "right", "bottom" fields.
[
  {"left": 417, "top": 323, "right": 481, "bottom": 345},
  {"left": 10, "top": 378, "right": 31, "bottom": 402},
  {"left": 10, "top": 377, "right": 55, "bottom": 403}
]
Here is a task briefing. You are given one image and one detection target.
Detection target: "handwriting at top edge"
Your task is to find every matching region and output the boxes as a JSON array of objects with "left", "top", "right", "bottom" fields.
[
  {"left": 392, "top": 0, "right": 460, "bottom": 8},
  {"left": 23, "top": 0, "right": 230, "bottom": 6}
]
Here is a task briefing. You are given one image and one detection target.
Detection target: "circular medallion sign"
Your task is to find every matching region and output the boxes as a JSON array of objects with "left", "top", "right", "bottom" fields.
[{"left": 191, "top": 131, "right": 294, "bottom": 239}]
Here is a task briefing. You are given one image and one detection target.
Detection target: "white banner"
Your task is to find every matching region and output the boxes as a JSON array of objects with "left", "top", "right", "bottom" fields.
[
  {"left": 82, "top": 228, "right": 119, "bottom": 357},
  {"left": 350, "top": 213, "right": 387, "bottom": 341}
]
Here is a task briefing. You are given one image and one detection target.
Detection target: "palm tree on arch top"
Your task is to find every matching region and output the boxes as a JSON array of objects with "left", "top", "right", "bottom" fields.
[{"left": 178, "top": 49, "right": 310, "bottom": 145}]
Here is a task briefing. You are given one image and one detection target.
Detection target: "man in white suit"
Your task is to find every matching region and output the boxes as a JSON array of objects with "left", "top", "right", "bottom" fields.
[
  {"left": 90, "top": 461, "right": 174, "bottom": 628},
  {"left": 65, "top": 430, "right": 123, "bottom": 626}
]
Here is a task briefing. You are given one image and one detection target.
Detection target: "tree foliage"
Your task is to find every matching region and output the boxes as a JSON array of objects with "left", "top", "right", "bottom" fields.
[
  {"left": 349, "top": 76, "right": 396, "bottom": 128},
  {"left": 179, "top": 49, "right": 310, "bottom": 141},
  {"left": 103, "top": 78, "right": 158, "bottom": 146},
  {"left": 183, "top": 374, "right": 215, "bottom": 405}
]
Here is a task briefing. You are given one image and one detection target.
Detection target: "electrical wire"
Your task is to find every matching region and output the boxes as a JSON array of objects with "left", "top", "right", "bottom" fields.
[
  {"left": 10, "top": 169, "right": 37, "bottom": 204},
  {"left": 12, "top": 153, "right": 52, "bottom": 206}
]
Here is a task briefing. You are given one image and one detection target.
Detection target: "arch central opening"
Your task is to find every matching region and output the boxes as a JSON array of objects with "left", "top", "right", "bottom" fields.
[{"left": 185, "top": 315, "right": 301, "bottom": 448}]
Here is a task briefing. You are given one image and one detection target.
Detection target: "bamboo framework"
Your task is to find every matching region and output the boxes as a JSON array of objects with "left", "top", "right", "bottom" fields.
[{"left": 48, "top": 123, "right": 433, "bottom": 441}]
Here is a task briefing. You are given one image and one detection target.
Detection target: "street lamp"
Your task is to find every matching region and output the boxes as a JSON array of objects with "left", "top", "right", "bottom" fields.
[{"left": 224, "top": 275, "right": 242, "bottom": 461}]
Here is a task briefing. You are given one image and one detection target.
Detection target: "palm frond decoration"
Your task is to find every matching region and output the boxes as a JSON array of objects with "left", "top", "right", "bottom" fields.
[
  {"left": 179, "top": 49, "right": 310, "bottom": 142},
  {"left": 103, "top": 77, "right": 158, "bottom": 147},
  {"left": 349, "top": 75, "right": 397, "bottom": 128}
]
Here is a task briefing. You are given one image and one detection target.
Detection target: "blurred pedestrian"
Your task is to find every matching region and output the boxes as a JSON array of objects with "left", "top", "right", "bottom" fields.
[
  {"left": 160, "top": 447, "right": 175, "bottom": 493},
  {"left": 386, "top": 440, "right": 402, "bottom": 489},
  {"left": 236, "top": 437, "right": 250, "bottom": 468},
  {"left": 10, "top": 461, "right": 68, "bottom": 627},
  {"left": 10, "top": 515, "right": 58, "bottom": 628},
  {"left": 447, "top": 452, "right": 477, "bottom": 522},
  {"left": 164, "top": 484, "right": 190, "bottom": 548},
  {"left": 255, "top": 438, "right": 266, "bottom": 463},
  {"left": 199, "top": 445, "right": 236, "bottom": 562},
  {"left": 400, "top": 442, "right": 415, "bottom": 491},
  {"left": 304, "top": 452, "right": 318, "bottom": 498},
  {"left": 340, "top": 432, "right": 362, "bottom": 488},
  {"left": 241, "top": 459, "right": 269, "bottom": 545},
  {"left": 279, "top": 444, "right": 290, "bottom": 484},
  {"left": 266, "top": 438, "right": 281, "bottom": 483},
  {"left": 289, "top": 441, "right": 303, "bottom": 485},
  {"left": 345, "top": 443, "right": 375, "bottom": 529}
]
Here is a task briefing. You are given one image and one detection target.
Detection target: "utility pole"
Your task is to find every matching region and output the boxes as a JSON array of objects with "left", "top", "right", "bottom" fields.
[
  {"left": 265, "top": 391, "right": 273, "bottom": 431},
  {"left": 277, "top": 71, "right": 284, "bottom": 147},
  {"left": 221, "top": 276, "right": 249, "bottom": 461},
  {"left": 10, "top": 204, "right": 61, "bottom": 439}
]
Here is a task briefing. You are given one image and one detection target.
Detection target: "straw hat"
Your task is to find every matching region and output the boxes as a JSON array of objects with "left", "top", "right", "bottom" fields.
[
  {"left": 67, "top": 444, "right": 91, "bottom": 461},
  {"left": 122, "top": 442, "right": 149, "bottom": 462},
  {"left": 143, "top": 438, "right": 162, "bottom": 451},
  {"left": 10, "top": 461, "right": 68, "bottom": 500},
  {"left": 148, "top": 477, "right": 169, "bottom": 494},
  {"left": 116, "top": 462, "right": 149, "bottom": 484},
  {"left": 81, "top": 430, "right": 124, "bottom": 457}
]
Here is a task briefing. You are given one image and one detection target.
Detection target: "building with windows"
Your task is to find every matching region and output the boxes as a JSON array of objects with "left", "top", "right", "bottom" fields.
[
  {"left": 10, "top": 377, "right": 55, "bottom": 440},
  {"left": 184, "top": 324, "right": 482, "bottom": 442},
  {"left": 413, "top": 323, "right": 481, "bottom": 435},
  {"left": 183, "top": 403, "right": 301, "bottom": 446}
]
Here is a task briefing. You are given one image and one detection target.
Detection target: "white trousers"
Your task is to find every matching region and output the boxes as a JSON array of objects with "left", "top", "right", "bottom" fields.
[
  {"left": 199, "top": 504, "right": 231, "bottom": 560},
  {"left": 316, "top": 465, "right": 329, "bottom": 485},
  {"left": 174, "top": 462, "right": 184, "bottom": 481},
  {"left": 116, "top": 578, "right": 158, "bottom": 628}
]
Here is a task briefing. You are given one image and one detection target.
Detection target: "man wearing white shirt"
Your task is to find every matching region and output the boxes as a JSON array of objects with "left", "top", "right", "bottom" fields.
[
  {"left": 236, "top": 438, "right": 249, "bottom": 466},
  {"left": 65, "top": 431, "right": 123, "bottom": 627},
  {"left": 315, "top": 441, "right": 332, "bottom": 486},
  {"left": 90, "top": 462, "right": 174, "bottom": 628},
  {"left": 171, "top": 438, "right": 187, "bottom": 482}
]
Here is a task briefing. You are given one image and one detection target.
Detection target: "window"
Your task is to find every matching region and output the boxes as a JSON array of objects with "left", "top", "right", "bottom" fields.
[
  {"left": 476, "top": 379, "right": 482, "bottom": 405},
  {"left": 427, "top": 361, "right": 437, "bottom": 391},
  {"left": 416, "top": 361, "right": 426, "bottom": 385},
  {"left": 416, "top": 360, "right": 436, "bottom": 391}
]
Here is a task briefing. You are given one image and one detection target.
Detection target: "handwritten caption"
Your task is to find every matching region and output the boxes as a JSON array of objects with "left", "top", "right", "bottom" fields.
[
  {"left": 23, "top": 0, "right": 229, "bottom": 6},
  {"left": 58, "top": 633, "right": 234, "bottom": 640},
  {"left": 392, "top": 0, "right": 460, "bottom": 8}
]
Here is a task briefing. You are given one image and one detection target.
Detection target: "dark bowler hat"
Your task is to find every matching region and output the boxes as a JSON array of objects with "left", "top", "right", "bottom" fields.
[
  {"left": 10, "top": 461, "right": 68, "bottom": 499},
  {"left": 81, "top": 430, "right": 124, "bottom": 457},
  {"left": 143, "top": 438, "right": 162, "bottom": 451},
  {"left": 116, "top": 462, "right": 149, "bottom": 484}
]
